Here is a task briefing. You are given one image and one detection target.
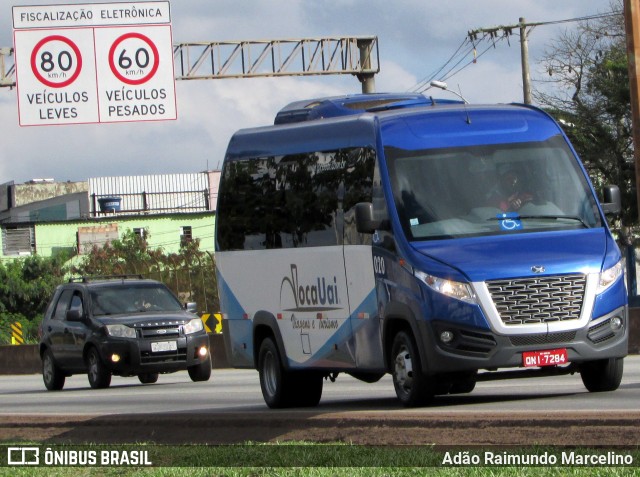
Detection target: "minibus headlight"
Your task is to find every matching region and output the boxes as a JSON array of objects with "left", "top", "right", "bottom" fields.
[
  {"left": 598, "top": 260, "right": 624, "bottom": 293},
  {"left": 184, "top": 318, "right": 204, "bottom": 334},
  {"left": 415, "top": 271, "right": 476, "bottom": 304}
]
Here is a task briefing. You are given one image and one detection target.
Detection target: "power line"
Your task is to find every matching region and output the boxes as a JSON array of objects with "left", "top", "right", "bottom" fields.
[
  {"left": 412, "top": 10, "right": 623, "bottom": 98},
  {"left": 412, "top": 37, "right": 470, "bottom": 92}
]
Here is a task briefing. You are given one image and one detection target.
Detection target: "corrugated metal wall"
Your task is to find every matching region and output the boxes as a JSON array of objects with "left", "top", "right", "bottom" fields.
[{"left": 89, "top": 173, "right": 210, "bottom": 216}]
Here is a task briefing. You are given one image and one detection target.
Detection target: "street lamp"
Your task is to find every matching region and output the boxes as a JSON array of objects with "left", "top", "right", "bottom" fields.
[{"left": 429, "top": 80, "right": 469, "bottom": 104}]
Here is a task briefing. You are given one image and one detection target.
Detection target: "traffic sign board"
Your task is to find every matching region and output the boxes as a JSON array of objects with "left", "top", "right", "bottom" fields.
[
  {"left": 95, "top": 25, "right": 176, "bottom": 122},
  {"left": 12, "top": 2, "right": 175, "bottom": 126},
  {"left": 14, "top": 27, "right": 98, "bottom": 125}
]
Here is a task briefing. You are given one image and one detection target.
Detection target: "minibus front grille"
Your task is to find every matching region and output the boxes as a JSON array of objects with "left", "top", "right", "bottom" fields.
[
  {"left": 486, "top": 275, "right": 586, "bottom": 326},
  {"left": 510, "top": 331, "right": 576, "bottom": 346}
]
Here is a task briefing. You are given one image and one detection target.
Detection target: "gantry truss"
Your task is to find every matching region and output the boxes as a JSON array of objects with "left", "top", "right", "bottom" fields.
[{"left": 0, "top": 36, "right": 379, "bottom": 91}]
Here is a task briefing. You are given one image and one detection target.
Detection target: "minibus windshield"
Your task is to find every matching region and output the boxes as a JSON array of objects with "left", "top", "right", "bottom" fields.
[{"left": 386, "top": 135, "right": 602, "bottom": 241}]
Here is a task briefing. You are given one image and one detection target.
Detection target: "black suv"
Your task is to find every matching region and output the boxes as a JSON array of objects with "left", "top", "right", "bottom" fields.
[{"left": 39, "top": 275, "right": 211, "bottom": 390}]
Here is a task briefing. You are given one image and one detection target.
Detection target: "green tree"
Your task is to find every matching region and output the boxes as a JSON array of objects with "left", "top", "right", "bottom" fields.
[
  {"left": 535, "top": 1, "right": 636, "bottom": 230},
  {"left": 0, "top": 255, "right": 68, "bottom": 343},
  {"left": 71, "top": 229, "right": 219, "bottom": 314}
]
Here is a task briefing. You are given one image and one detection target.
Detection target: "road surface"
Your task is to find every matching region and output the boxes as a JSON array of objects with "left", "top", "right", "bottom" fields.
[{"left": 1, "top": 356, "right": 639, "bottom": 446}]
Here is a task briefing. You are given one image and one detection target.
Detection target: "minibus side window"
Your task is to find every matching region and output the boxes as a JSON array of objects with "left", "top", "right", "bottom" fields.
[{"left": 218, "top": 147, "right": 376, "bottom": 251}]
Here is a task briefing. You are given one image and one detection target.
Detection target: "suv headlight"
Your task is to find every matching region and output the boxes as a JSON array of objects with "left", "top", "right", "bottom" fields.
[
  {"left": 184, "top": 318, "right": 204, "bottom": 334},
  {"left": 598, "top": 259, "right": 624, "bottom": 293},
  {"left": 415, "top": 270, "right": 476, "bottom": 304},
  {"left": 105, "top": 324, "right": 136, "bottom": 338}
]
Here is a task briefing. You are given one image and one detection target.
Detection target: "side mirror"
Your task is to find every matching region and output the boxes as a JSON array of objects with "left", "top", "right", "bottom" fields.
[
  {"left": 355, "top": 202, "right": 389, "bottom": 234},
  {"left": 185, "top": 302, "right": 197, "bottom": 313},
  {"left": 601, "top": 185, "right": 621, "bottom": 216},
  {"left": 66, "top": 309, "right": 83, "bottom": 322}
]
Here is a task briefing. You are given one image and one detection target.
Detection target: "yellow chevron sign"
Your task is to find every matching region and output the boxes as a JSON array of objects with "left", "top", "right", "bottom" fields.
[
  {"left": 11, "top": 322, "right": 23, "bottom": 345},
  {"left": 200, "top": 313, "right": 222, "bottom": 333}
]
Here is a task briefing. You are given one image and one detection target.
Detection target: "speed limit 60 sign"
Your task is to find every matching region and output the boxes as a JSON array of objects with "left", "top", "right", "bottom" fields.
[
  {"left": 13, "top": 2, "right": 176, "bottom": 126},
  {"left": 95, "top": 26, "right": 176, "bottom": 121}
]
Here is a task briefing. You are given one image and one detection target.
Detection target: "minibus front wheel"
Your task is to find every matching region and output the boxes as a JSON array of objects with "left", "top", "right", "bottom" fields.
[
  {"left": 580, "top": 357, "right": 623, "bottom": 392},
  {"left": 391, "top": 331, "right": 434, "bottom": 407}
]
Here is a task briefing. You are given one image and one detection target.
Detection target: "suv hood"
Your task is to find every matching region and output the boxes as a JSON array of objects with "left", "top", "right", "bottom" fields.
[
  {"left": 411, "top": 229, "right": 608, "bottom": 282},
  {"left": 96, "top": 311, "right": 196, "bottom": 326}
]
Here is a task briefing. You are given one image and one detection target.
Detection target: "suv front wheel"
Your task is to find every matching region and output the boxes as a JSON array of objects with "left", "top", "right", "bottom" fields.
[
  {"left": 86, "top": 347, "right": 112, "bottom": 389},
  {"left": 42, "top": 349, "right": 65, "bottom": 391},
  {"left": 188, "top": 356, "right": 212, "bottom": 382}
]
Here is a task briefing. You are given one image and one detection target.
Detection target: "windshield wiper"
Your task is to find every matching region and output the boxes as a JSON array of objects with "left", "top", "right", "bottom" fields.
[{"left": 488, "top": 215, "right": 589, "bottom": 228}]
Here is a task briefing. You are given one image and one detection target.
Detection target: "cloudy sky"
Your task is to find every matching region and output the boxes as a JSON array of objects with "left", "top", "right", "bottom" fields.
[{"left": 0, "top": 0, "right": 618, "bottom": 184}]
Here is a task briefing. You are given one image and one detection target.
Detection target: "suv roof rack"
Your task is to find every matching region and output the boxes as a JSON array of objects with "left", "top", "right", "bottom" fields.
[{"left": 68, "top": 274, "right": 145, "bottom": 283}]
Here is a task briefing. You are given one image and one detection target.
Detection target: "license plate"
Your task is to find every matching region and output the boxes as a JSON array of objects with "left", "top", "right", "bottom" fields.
[
  {"left": 522, "top": 348, "right": 568, "bottom": 367},
  {"left": 151, "top": 341, "right": 177, "bottom": 352}
]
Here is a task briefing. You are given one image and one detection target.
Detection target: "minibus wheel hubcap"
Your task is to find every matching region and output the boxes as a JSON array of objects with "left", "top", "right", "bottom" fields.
[
  {"left": 264, "top": 351, "right": 278, "bottom": 396},
  {"left": 394, "top": 346, "right": 413, "bottom": 391}
]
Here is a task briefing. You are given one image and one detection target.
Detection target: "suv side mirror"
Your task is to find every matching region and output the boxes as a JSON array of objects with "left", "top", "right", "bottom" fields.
[
  {"left": 355, "top": 202, "right": 389, "bottom": 234},
  {"left": 66, "top": 309, "right": 83, "bottom": 322},
  {"left": 185, "top": 302, "right": 197, "bottom": 313},
  {"left": 601, "top": 185, "right": 621, "bottom": 216}
]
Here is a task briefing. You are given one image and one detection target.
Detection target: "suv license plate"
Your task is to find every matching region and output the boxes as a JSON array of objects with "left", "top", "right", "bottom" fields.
[
  {"left": 522, "top": 348, "right": 568, "bottom": 367},
  {"left": 151, "top": 341, "right": 177, "bottom": 352}
]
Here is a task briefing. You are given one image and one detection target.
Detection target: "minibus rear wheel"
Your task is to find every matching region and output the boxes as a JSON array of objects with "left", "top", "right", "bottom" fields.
[
  {"left": 580, "top": 357, "right": 623, "bottom": 392},
  {"left": 258, "top": 337, "right": 323, "bottom": 408},
  {"left": 259, "top": 337, "right": 288, "bottom": 408},
  {"left": 391, "top": 331, "right": 434, "bottom": 406}
]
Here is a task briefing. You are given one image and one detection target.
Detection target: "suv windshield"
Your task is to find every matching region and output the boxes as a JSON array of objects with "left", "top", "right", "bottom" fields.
[
  {"left": 90, "top": 284, "right": 184, "bottom": 316},
  {"left": 386, "top": 135, "right": 602, "bottom": 241}
]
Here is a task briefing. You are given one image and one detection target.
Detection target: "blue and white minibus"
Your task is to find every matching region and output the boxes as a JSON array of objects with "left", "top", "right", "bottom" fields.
[{"left": 215, "top": 93, "right": 628, "bottom": 407}]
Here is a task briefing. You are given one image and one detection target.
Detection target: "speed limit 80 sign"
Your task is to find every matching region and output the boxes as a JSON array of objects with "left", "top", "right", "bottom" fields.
[
  {"left": 31, "top": 34, "right": 83, "bottom": 88},
  {"left": 13, "top": 2, "right": 176, "bottom": 125}
]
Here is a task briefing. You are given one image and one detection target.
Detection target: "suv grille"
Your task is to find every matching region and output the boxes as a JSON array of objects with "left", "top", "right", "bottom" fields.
[
  {"left": 486, "top": 275, "right": 586, "bottom": 326},
  {"left": 138, "top": 325, "right": 181, "bottom": 338},
  {"left": 136, "top": 324, "right": 187, "bottom": 364}
]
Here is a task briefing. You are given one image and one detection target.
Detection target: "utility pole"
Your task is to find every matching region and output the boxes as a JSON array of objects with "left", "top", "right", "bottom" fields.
[
  {"left": 624, "top": 0, "right": 640, "bottom": 221},
  {"left": 519, "top": 18, "right": 532, "bottom": 105},
  {"left": 468, "top": 19, "right": 537, "bottom": 104}
]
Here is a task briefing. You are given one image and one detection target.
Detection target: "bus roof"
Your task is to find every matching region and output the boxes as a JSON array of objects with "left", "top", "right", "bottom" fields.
[
  {"left": 225, "top": 95, "right": 564, "bottom": 160},
  {"left": 273, "top": 93, "right": 459, "bottom": 124}
]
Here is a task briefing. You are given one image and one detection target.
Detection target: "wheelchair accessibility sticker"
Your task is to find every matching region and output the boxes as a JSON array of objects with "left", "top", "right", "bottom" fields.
[{"left": 497, "top": 212, "right": 523, "bottom": 231}]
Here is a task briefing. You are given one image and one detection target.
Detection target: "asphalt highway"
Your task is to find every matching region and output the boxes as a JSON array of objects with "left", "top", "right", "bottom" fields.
[{"left": 0, "top": 356, "right": 638, "bottom": 445}]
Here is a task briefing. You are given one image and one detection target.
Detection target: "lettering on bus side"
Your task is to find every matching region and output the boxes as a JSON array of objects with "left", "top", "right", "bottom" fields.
[
  {"left": 280, "top": 264, "right": 342, "bottom": 312},
  {"left": 373, "top": 254, "right": 386, "bottom": 277}
]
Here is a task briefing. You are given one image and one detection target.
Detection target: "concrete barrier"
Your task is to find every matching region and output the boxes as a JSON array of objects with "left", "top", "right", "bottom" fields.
[
  {"left": 1, "top": 311, "right": 639, "bottom": 375},
  {"left": 0, "top": 333, "right": 229, "bottom": 375}
]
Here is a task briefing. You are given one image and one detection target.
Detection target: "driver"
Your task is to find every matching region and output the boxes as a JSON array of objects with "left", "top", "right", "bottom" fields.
[{"left": 488, "top": 166, "right": 533, "bottom": 212}]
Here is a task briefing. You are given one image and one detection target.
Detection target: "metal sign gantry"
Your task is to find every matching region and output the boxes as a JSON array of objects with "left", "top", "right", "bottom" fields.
[{"left": 1, "top": 36, "right": 379, "bottom": 92}]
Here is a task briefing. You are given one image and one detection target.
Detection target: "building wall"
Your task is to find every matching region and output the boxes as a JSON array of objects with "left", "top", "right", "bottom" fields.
[
  {"left": 0, "top": 213, "right": 216, "bottom": 260},
  {"left": 0, "top": 192, "right": 90, "bottom": 223},
  {"left": 12, "top": 181, "right": 88, "bottom": 208}
]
